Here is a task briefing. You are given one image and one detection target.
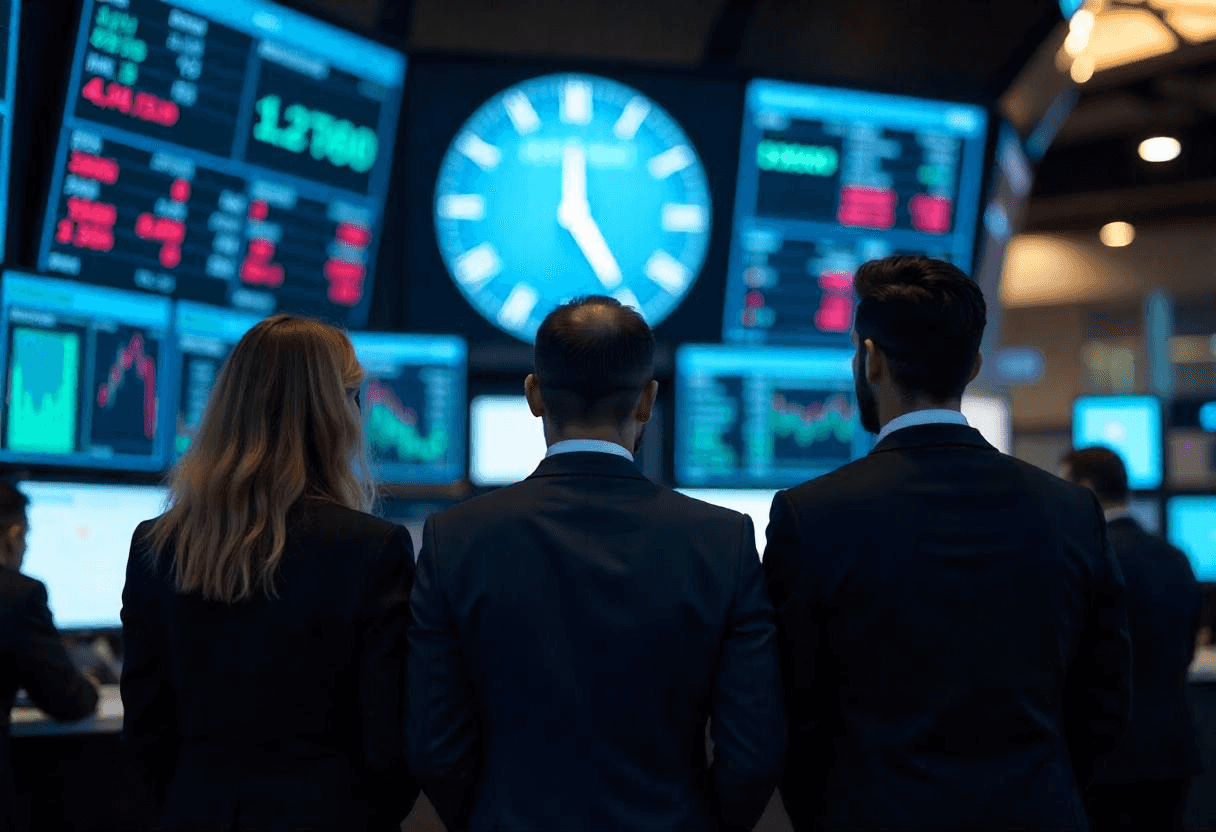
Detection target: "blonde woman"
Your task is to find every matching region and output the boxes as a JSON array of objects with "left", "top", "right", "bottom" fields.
[{"left": 120, "top": 315, "right": 417, "bottom": 832}]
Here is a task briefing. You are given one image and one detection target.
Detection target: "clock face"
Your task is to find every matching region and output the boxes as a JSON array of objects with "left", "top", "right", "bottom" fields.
[{"left": 434, "top": 73, "right": 713, "bottom": 342}]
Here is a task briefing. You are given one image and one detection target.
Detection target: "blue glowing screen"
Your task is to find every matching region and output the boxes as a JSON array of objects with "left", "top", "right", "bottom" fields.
[
  {"left": 38, "top": 0, "right": 406, "bottom": 327},
  {"left": 722, "top": 79, "right": 988, "bottom": 346},
  {"left": 1072, "top": 395, "right": 1164, "bottom": 491},
  {"left": 675, "top": 344, "right": 871, "bottom": 488},
  {"left": 1167, "top": 496, "right": 1216, "bottom": 582},
  {"left": 0, "top": 0, "right": 19, "bottom": 262}
]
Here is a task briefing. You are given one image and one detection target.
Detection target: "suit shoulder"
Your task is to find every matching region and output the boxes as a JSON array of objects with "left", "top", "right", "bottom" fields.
[
  {"left": 0, "top": 567, "right": 46, "bottom": 606},
  {"left": 661, "top": 487, "right": 754, "bottom": 527},
  {"left": 295, "top": 500, "right": 405, "bottom": 547}
]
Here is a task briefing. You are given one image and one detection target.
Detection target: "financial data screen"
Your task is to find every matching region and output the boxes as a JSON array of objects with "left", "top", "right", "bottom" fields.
[
  {"left": 350, "top": 333, "right": 466, "bottom": 485},
  {"left": 1072, "top": 396, "right": 1164, "bottom": 491},
  {"left": 21, "top": 481, "right": 168, "bottom": 630},
  {"left": 722, "top": 80, "right": 988, "bottom": 346},
  {"left": 1167, "top": 496, "right": 1216, "bottom": 582},
  {"left": 38, "top": 0, "right": 406, "bottom": 327},
  {"left": 0, "top": 272, "right": 172, "bottom": 471},
  {"left": 172, "top": 300, "right": 259, "bottom": 457},
  {"left": 675, "top": 345, "right": 868, "bottom": 488},
  {"left": 0, "top": 0, "right": 19, "bottom": 261}
]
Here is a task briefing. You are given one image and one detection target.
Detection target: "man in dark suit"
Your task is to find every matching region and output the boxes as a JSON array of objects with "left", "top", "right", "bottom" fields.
[
  {"left": 408, "top": 296, "right": 785, "bottom": 832},
  {"left": 1063, "top": 446, "right": 1203, "bottom": 832},
  {"left": 762, "top": 255, "right": 1131, "bottom": 832},
  {"left": 0, "top": 483, "right": 98, "bottom": 832}
]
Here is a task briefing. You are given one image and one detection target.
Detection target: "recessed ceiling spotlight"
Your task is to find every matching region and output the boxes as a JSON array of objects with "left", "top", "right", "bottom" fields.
[
  {"left": 1138, "top": 136, "right": 1181, "bottom": 162},
  {"left": 1099, "top": 221, "right": 1135, "bottom": 247}
]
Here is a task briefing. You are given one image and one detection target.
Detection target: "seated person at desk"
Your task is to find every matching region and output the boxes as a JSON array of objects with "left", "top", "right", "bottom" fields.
[
  {"left": 121, "top": 315, "right": 417, "bottom": 832},
  {"left": 0, "top": 482, "right": 99, "bottom": 832}
]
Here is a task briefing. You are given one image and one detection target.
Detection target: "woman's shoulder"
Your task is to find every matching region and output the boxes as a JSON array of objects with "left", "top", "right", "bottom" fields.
[{"left": 293, "top": 499, "right": 402, "bottom": 544}]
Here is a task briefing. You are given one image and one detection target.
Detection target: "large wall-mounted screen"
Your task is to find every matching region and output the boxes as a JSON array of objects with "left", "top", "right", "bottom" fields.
[
  {"left": 38, "top": 0, "right": 406, "bottom": 327},
  {"left": 350, "top": 333, "right": 467, "bottom": 486},
  {"left": 675, "top": 345, "right": 869, "bottom": 488},
  {"left": 0, "top": 272, "right": 172, "bottom": 471},
  {"left": 721, "top": 80, "right": 988, "bottom": 346},
  {"left": 0, "top": 0, "right": 19, "bottom": 261}
]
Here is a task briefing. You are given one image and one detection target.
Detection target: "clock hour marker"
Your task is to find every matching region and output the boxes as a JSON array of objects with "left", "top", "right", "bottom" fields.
[
  {"left": 503, "top": 90, "right": 541, "bottom": 135},
  {"left": 614, "top": 97, "right": 651, "bottom": 141},
  {"left": 498, "top": 283, "right": 539, "bottom": 330},
  {"left": 647, "top": 145, "right": 695, "bottom": 179},
  {"left": 644, "top": 250, "right": 691, "bottom": 293},
  {"left": 613, "top": 288, "right": 643, "bottom": 313},
  {"left": 661, "top": 203, "right": 708, "bottom": 233},
  {"left": 454, "top": 242, "right": 501, "bottom": 288},
  {"left": 561, "top": 79, "right": 593, "bottom": 125},
  {"left": 456, "top": 133, "right": 501, "bottom": 171},
  {"left": 437, "top": 194, "right": 486, "bottom": 221}
]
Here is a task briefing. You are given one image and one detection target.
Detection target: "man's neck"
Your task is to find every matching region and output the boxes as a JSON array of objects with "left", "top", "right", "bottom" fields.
[{"left": 881, "top": 398, "right": 962, "bottom": 426}]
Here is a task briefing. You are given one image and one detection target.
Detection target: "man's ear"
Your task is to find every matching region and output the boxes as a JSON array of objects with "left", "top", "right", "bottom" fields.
[
  {"left": 864, "top": 338, "right": 885, "bottom": 384},
  {"left": 524, "top": 374, "right": 546, "bottom": 418},
  {"left": 634, "top": 380, "right": 659, "bottom": 424}
]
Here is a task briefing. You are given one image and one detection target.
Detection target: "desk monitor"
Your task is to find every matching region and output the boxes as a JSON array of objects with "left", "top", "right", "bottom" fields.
[
  {"left": 1072, "top": 395, "right": 1164, "bottom": 490},
  {"left": 38, "top": 0, "right": 406, "bottom": 327},
  {"left": 21, "top": 481, "right": 169, "bottom": 630},
  {"left": 0, "top": 271, "right": 172, "bottom": 471},
  {"left": 350, "top": 333, "right": 466, "bottom": 486},
  {"left": 675, "top": 344, "right": 867, "bottom": 488},
  {"left": 722, "top": 79, "right": 988, "bottom": 346},
  {"left": 1167, "top": 496, "right": 1216, "bottom": 582},
  {"left": 469, "top": 395, "right": 546, "bottom": 487},
  {"left": 675, "top": 489, "right": 776, "bottom": 557}
]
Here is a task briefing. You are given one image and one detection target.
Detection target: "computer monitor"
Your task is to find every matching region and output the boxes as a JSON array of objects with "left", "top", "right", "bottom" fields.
[
  {"left": 1167, "top": 496, "right": 1216, "bottom": 582},
  {"left": 961, "top": 392, "right": 1012, "bottom": 455},
  {"left": 172, "top": 301, "right": 261, "bottom": 457},
  {"left": 469, "top": 395, "right": 547, "bottom": 487},
  {"left": 38, "top": 0, "right": 406, "bottom": 327},
  {"left": 0, "top": 271, "right": 173, "bottom": 471},
  {"left": 721, "top": 79, "right": 988, "bottom": 346},
  {"left": 675, "top": 489, "right": 776, "bottom": 557},
  {"left": 675, "top": 344, "right": 868, "bottom": 488},
  {"left": 20, "top": 481, "right": 169, "bottom": 630},
  {"left": 350, "top": 333, "right": 467, "bottom": 485},
  {"left": 1072, "top": 396, "right": 1164, "bottom": 490}
]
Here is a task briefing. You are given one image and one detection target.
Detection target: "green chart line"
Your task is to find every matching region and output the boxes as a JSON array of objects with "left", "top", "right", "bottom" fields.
[
  {"left": 770, "top": 393, "right": 856, "bottom": 446},
  {"left": 7, "top": 327, "right": 80, "bottom": 454}
]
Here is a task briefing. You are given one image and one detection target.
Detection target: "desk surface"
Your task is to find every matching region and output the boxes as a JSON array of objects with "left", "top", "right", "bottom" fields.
[{"left": 10, "top": 685, "right": 122, "bottom": 737}]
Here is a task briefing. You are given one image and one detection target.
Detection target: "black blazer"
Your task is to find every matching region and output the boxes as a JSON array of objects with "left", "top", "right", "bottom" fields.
[
  {"left": 121, "top": 499, "right": 418, "bottom": 832},
  {"left": 763, "top": 424, "right": 1131, "bottom": 832},
  {"left": 1094, "top": 516, "right": 1203, "bottom": 783},
  {"left": 407, "top": 451, "right": 785, "bottom": 832},
  {"left": 0, "top": 567, "right": 98, "bottom": 832}
]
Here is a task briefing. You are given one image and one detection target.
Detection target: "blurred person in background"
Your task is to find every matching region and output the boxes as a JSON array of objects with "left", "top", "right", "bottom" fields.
[
  {"left": 408, "top": 296, "right": 785, "bottom": 832},
  {"left": 1064, "top": 446, "right": 1203, "bottom": 832},
  {"left": 121, "top": 315, "right": 417, "bottom": 832},
  {"left": 0, "top": 482, "right": 98, "bottom": 832},
  {"left": 763, "top": 255, "right": 1131, "bottom": 832}
]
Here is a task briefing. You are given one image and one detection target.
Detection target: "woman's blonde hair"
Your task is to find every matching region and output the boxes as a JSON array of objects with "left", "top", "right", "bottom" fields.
[{"left": 149, "top": 314, "right": 372, "bottom": 602}]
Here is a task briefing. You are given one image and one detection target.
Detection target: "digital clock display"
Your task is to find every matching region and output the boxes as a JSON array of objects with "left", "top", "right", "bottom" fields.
[{"left": 37, "top": 0, "right": 406, "bottom": 327}]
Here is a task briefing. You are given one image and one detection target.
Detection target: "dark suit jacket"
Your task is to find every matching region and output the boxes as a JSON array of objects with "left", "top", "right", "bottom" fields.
[
  {"left": 407, "top": 451, "right": 785, "bottom": 832},
  {"left": 763, "top": 424, "right": 1131, "bottom": 832},
  {"left": 121, "top": 499, "right": 418, "bottom": 832},
  {"left": 0, "top": 567, "right": 99, "bottom": 832},
  {"left": 1093, "top": 516, "right": 1203, "bottom": 783}
]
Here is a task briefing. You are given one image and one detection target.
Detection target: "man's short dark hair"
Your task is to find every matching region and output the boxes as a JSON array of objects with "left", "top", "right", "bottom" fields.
[
  {"left": 534, "top": 296, "right": 655, "bottom": 428},
  {"left": 853, "top": 255, "right": 987, "bottom": 401},
  {"left": 1062, "top": 446, "right": 1130, "bottom": 504}
]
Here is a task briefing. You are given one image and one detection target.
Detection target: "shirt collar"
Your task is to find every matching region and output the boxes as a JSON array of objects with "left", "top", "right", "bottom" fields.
[
  {"left": 545, "top": 439, "right": 634, "bottom": 461},
  {"left": 1104, "top": 507, "right": 1135, "bottom": 524},
  {"left": 877, "top": 409, "right": 970, "bottom": 443}
]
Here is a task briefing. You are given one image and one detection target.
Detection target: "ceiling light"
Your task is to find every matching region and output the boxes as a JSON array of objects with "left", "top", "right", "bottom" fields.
[
  {"left": 1088, "top": 9, "right": 1178, "bottom": 70},
  {"left": 1139, "top": 136, "right": 1181, "bottom": 162},
  {"left": 1070, "top": 53, "right": 1096, "bottom": 83},
  {"left": 1099, "top": 221, "right": 1135, "bottom": 247},
  {"left": 1065, "top": 9, "right": 1095, "bottom": 54}
]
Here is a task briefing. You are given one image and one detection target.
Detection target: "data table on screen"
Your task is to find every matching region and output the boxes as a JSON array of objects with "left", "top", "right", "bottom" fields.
[
  {"left": 722, "top": 81, "right": 988, "bottom": 346},
  {"left": 0, "top": 273, "right": 172, "bottom": 471},
  {"left": 350, "top": 333, "right": 467, "bottom": 485},
  {"left": 675, "top": 345, "right": 869, "bottom": 488},
  {"left": 38, "top": 0, "right": 405, "bottom": 327}
]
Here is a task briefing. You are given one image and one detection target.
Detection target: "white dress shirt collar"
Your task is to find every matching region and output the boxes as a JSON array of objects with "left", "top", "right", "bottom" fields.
[
  {"left": 1104, "top": 507, "right": 1135, "bottom": 524},
  {"left": 876, "top": 409, "right": 970, "bottom": 443},
  {"left": 545, "top": 439, "right": 634, "bottom": 461}
]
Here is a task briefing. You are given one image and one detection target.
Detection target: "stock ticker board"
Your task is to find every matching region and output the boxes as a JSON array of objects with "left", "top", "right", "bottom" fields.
[
  {"left": 38, "top": 0, "right": 405, "bottom": 327},
  {"left": 722, "top": 80, "right": 988, "bottom": 346},
  {"left": 675, "top": 344, "right": 871, "bottom": 489}
]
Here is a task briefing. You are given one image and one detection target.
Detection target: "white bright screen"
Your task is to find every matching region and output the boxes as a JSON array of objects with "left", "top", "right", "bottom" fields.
[
  {"left": 962, "top": 393, "right": 1012, "bottom": 454},
  {"left": 469, "top": 395, "right": 547, "bottom": 486},
  {"left": 21, "top": 482, "right": 169, "bottom": 629},
  {"left": 676, "top": 489, "right": 777, "bottom": 557}
]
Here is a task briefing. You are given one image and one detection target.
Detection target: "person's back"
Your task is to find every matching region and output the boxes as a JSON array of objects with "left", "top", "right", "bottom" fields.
[
  {"left": 763, "top": 256, "right": 1130, "bottom": 832},
  {"left": 1064, "top": 447, "right": 1203, "bottom": 832},
  {"left": 120, "top": 316, "right": 417, "bottom": 832},
  {"left": 408, "top": 297, "right": 785, "bottom": 832}
]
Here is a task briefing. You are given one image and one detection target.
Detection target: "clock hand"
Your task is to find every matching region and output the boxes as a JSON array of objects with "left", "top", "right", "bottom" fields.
[
  {"left": 559, "top": 143, "right": 588, "bottom": 213},
  {"left": 557, "top": 142, "right": 622, "bottom": 289}
]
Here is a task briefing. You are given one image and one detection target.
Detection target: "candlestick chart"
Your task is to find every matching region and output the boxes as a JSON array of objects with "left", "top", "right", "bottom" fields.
[{"left": 90, "top": 326, "right": 159, "bottom": 456}]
